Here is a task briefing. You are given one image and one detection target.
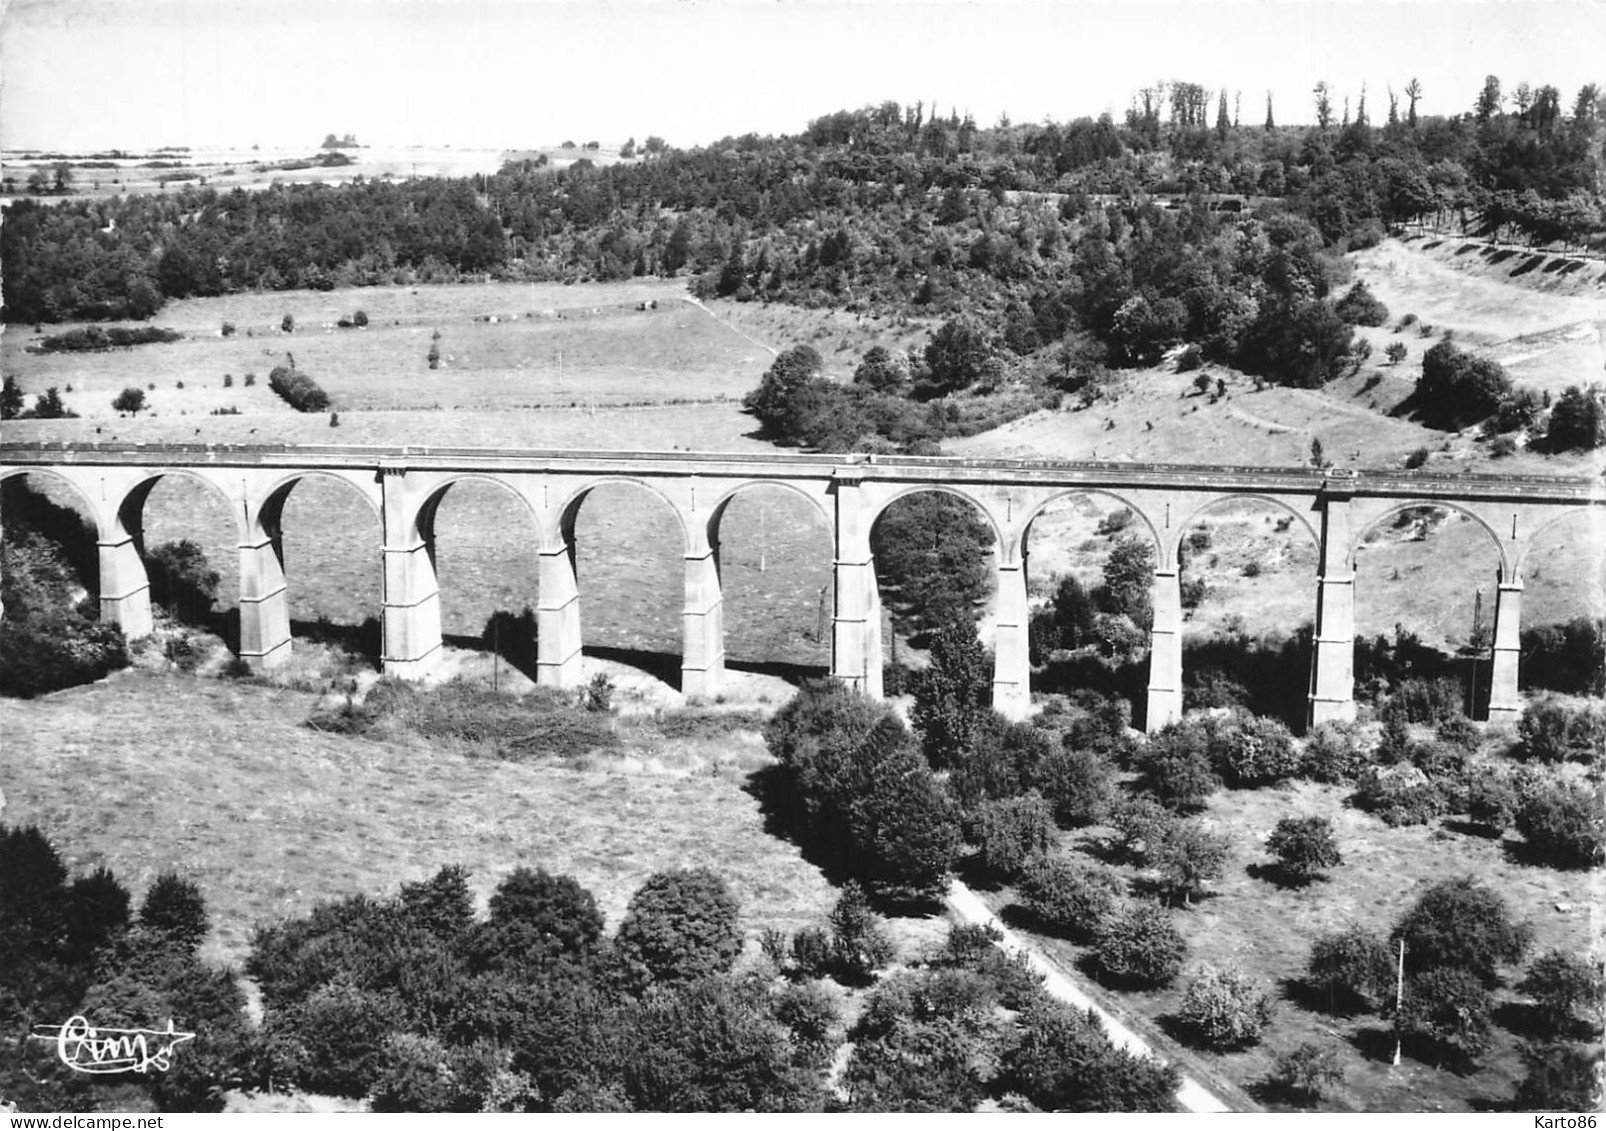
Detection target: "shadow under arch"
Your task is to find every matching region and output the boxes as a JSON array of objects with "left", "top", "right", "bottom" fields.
[
  {"left": 258, "top": 469, "right": 385, "bottom": 664},
  {"left": 415, "top": 474, "right": 544, "bottom": 680},
  {"left": 1173, "top": 495, "right": 1322, "bottom": 729},
  {"left": 0, "top": 469, "right": 104, "bottom": 596}
]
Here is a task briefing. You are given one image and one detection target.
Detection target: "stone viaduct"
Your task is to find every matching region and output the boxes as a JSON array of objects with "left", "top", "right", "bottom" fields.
[{"left": 1, "top": 442, "right": 1599, "bottom": 729}]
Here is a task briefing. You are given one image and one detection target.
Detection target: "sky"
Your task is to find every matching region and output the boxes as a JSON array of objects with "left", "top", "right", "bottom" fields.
[{"left": 1, "top": 0, "right": 1602, "bottom": 152}]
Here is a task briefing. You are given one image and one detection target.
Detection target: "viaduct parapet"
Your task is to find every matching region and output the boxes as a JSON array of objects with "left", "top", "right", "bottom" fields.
[{"left": 3, "top": 442, "right": 1600, "bottom": 729}]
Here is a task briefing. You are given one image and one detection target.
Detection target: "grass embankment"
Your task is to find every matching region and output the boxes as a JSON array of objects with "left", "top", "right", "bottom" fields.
[
  {"left": 0, "top": 668, "right": 845, "bottom": 970},
  {"left": 977, "top": 770, "right": 1603, "bottom": 1113}
]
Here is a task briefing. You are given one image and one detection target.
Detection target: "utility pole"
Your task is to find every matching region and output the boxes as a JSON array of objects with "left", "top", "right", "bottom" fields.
[{"left": 1393, "top": 938, "right": 1406, "bottom": 1066}]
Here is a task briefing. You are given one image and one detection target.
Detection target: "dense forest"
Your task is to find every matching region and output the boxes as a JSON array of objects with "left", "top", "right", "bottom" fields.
[{"left": 5, "top": 79, "right": 1601, "bottom": 393}]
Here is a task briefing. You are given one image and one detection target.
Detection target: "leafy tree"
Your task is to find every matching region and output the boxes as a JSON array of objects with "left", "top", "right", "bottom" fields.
[
  {"left": 619, "top": 977, "right": 826, "bottom": 1112},
  {"left": 909, "top": 618, "right": 992, "bottom": 769},
  {"left": 744, "top": 345, "right": 824, "bottom": 438},
  {"left": 1391, "top": 876, "right": 1531, "bottom": 985},
  {"left": 1151, "top": 820, "right": 1232, "bottom": 906},
  {"left": 853, "top": 346, "right": 909, "bottom": 393},
  {"left": 1016, "top": 853, "right": 1124, "bottom": 942},
  {"left": 920, "top": 317, "right": 1001, "bottom": 397},
  {"left": 1, "top": 375, "right": 23, "bottom": 419},
  {"left": 1517, "top": 950, "right": 1605, "bottom": 1038},
  {"left": 112, "top": 386, "right": 146, "bottom": 414},
  {"left": 871, "top": 494, "right": 994, "bottom": 635},
  {"left": 1415, "top": 339, "right": 1512, "bottom": 430},
  {"left": 1089, "top": 901, "right": 1187, "bottom": 988},
  {"left": 613, "top": 868, "right": 743, "bottom": 990},
  {"left": 138, "top": 872, "right": 210, "bottom": 954},
  {"left": 1543, "top": 383, "right": 1606, "bottom": 451},
  {"left": 476, "top": 866, "right": 604, "bottom": 973},
  {"left": 1100, "top": 535, "right": 1155, "bottom": 627},
  {"left": 1334, "top": 281, "right": 1389, "bottom": 326},
  {"left": 842, "top": 967, "right": 1001, "bottom": 1111},
  {"left": 397, "top": 865, "right": 477, "bottom": 943},
  {"left": 1270, "top": 1042, "right": 1345, "bottom": 1102},
  {"left": 1178, "top": 964, "right": 1274, "bottom": 1049},
  {"left": 1397, "top": 967, "right": 1494, "bottom": 1070},
  {"left": 1034, "top": 742, "right": 1115, "bottom": 827},
  {"left": 1004, "top": 997, "right": 1180, "bottom": 1111},
  {"left": 1513, "top": 1042, "right": 1605, "bottom": 1110},
  {"left": 973, "top": 792, "right": 1056, "bottom": 882},
  {"left": 145, "top": 540, "right": 221, "bottom": 624},
  {"left": 1515, "top": 778, "right": 1605, "bottom": 870},
  {"left": 1306, "top": 923, "right": 1395, "bottom": 1013},
  {"left": 1264, "top": 816, "right": 1342, "bottom": 884},
  {"left": 1136, "top": 721, "right": 1222, "bottom": 811},
  {"left": 827, "top": 881, "right": 896, "bottom": 981}
]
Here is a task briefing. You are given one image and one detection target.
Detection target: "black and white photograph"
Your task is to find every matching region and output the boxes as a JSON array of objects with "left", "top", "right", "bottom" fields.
[{"left": 1, "top": 0, "right": 1602, "bottom": 1118}]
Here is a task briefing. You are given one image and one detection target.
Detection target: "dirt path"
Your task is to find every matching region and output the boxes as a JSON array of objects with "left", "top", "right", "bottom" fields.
[
  {"left": 681, "top": 295, "right": 781, "bottom": 358},
  {"left": 947, "top": 881, "right": 1241, "bottom": 1113}
]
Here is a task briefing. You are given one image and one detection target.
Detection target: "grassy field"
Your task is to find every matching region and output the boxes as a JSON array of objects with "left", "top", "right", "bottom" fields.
[
  {"left": 980, "top": 771, "right": 1604, "bottom": 1113},
  {"left": 0, "top": 668, "right": 847, "bottom": 969}
]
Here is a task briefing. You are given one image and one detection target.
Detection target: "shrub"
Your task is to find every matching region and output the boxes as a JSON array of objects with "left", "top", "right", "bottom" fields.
[
  {"left": 1178, "top": 345, "right": 1204, "bottom": 372},
  {"left": 1211, "top": 713, "right": 1300, "bottom": 788},
  {"left": 1354, "top": 763, "right": 1445, "bottom": 827},
  {"left": 974, "top": 792, "right": 1056, "bottom": 881},
  {"left": 1392, "top": 876, "right": 1531, "bottom": 984},
  {"left": 1404, "top": 446, "right": 1429, "bottom": 469},
  {"left": 267, "top": 365, "right": 330, "bottom": 412},
  {"left": 1034, "top": 745, "right": 1115, "bottom": 827},
  {"left": 1136, "top": 720, "right": 1221, "bottom": 811},
  {"left": 138, "top": 872, "right": 209, "bottom": 954},
  {"left": 1109, "top": 795, "right": 1177, "bottom": 866},
  {"left": 1517, "top": 950, "right": 1605, "bottom": 1038},
  {"left": 281, "top": 313, "right": 294, "bottom": 333},
  {"left": 827, "top": 881, "right": 895, "bottom": 981},
  {"left": 1384, "top": 676, "right": 1463, "bottom": 725},
  {"left": 773, "top": 980, "right": 841, "bottom": 1070},
  {"left": 789, "top": 926, "right": 833, "bottom": 978},
  {"left": 1178, "top": 964, "right": 1273, "bottom": 1049},
  {"left": 481, "top": 866, "right": 604, "bottom": 968},
  {"left": 1335, "top": 281, "right": 1389, "bottom": 327},
  {"left": 111, "top": 386, "right": 146, "bottom": 414},
  {"left": 1415, "top": 339, "right": 1512, "bottom": 431},
  {"left": 581, "top": 672, "right": 614, "bottom": 713},
  {"left": 1089, "top": 901, "right": 1186, "bottom": 988},
  {"left": 1517, "top": 697, "right": 1604, "bottom": 764},
  {"left": 1301, "top": 723, "right": 1369, "bottom": 783},
  {"left": 1513, "top": 1042, "right": 1605, "bottom": 1110},
  {"left": 221, "top": 321, "right": 236, "bottom": 337},
  {"left": 1004, "top": 997, "right": 1181, "bottom": 1112},
  {"left": 1515, "top": 778, "right": 1605, "bottom": 869},
  {"left": 1017, "top": 854, "right": 1124, "bottom": 941},
  {"left": 1465, "top": 764, "right": 1519, "bottom": 834},
  {"left": 1489, "top": 435, "right": 1517, "bottom": 458},
  {"left": 1265, "top": 816, "right": 1341, "bottom": 884},
  {"left": 613, "top": 869, "right": 742, "bottom": 991},
  {"left": 145, "top": 539, "right": 221, "bottom": 624},
  {"left": 223, "top": 373, "right": 233, "bottom": 388},
  {"left": 244, "top": 372, "right": 256, "bottom": 387},
  {"left": 1543, "top": 383, "right": 1606, "bottom": 452},
  {"left": 1397, "top": 967, "right": 1495, "bottom": 1069},
  {"left": 1150, "top": 820, "right": 1232, "bottom": 907},
  {"left": 1306, "top": 924, "right": 1394, "bottom": 1013},
  {"left": 1270, "top": 1042, "right": 1345, "bottom": 1102},
  {"left": 353, "top": 310, "right": 369, "bottom": 328},
  {"left": 1384, "top": 341, "right": 1408, "bottom": 365}
]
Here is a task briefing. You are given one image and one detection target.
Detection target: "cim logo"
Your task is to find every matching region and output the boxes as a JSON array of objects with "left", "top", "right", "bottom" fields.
[{"left": 29, "top": 1016, "right": 196, "bottom": 1075}]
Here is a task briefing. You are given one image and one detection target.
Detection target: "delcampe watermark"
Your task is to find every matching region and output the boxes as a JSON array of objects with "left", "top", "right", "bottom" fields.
[{"left": 28, "top": 1017, "right": 196, "bottom": 1075}]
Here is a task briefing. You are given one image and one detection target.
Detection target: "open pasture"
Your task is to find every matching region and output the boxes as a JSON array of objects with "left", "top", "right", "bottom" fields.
[
  {"left": 987, "top": 777, "right": 1603, "bottom": 1113},
  {"left": 2, "top": 279, "right": 773, "bottom": 416},
  {"left": 0, "top": 669, "right": 840, "bottom": 969}
]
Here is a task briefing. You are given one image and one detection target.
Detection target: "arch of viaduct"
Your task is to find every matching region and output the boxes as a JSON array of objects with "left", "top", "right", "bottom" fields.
[{"left": 2, "top": 442, "right": 1600, "bottom": 730}]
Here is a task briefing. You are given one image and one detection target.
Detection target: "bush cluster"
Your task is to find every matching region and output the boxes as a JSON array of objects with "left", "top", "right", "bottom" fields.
[
  {"left": 1177, "top": 964, "right": 1274, "bottom": 1049},
  {"left": 267, "top": 364, "right": 331, "bottom": 412},
  {"left": 35, "top": 325, "right": 183, "bottom": 352}
]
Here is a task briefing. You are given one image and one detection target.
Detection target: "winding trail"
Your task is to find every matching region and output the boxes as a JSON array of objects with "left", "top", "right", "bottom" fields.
[
  {"left": 680, "top": 295, "right": 781, "bottom": 358},
  {"left": 947, "top": 880, "right": 1237, "bottom": 1114}
]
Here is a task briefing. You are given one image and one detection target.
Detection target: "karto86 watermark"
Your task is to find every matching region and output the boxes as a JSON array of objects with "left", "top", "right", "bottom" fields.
[{"left": 27, "top": 1017, "right": 195, "bottom": 1075}]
